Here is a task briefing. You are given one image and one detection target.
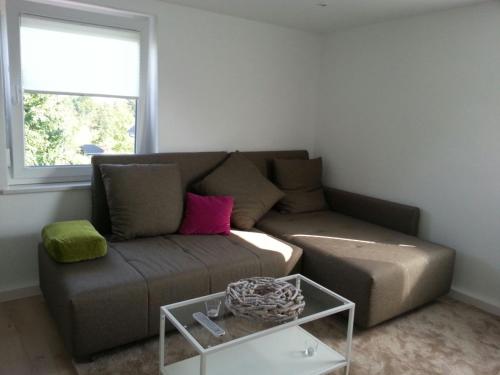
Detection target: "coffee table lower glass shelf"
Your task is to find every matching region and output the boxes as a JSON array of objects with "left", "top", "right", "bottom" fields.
[{"left": 160, "top": 274, "right": 355, "bottom": 375}]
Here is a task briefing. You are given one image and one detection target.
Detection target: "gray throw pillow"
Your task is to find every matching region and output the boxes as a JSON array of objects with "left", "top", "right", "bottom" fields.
[
  {"left": 196, "top": 153, "right": 284, "bottom": 230},
  {"left": 100, "top": 163, "right": 183, "bottom": 240},
  {"left": 274, "top": 158, "right": 328, "bottom": 214}
]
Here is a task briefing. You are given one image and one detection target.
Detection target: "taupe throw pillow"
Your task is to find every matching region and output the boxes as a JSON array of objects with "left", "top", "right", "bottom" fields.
[
  {"left": 274, "top": 158, "right": 328, "bottom": 214},
  {"left": 100, "top": 164, "right": 183, "bottom": 240},
  {"left": 196, "top": 153, "right": 284, "bottom": 230}
]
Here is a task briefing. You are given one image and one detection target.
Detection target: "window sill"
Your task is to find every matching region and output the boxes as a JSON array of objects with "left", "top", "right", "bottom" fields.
[{"left": 1, "top": 181, "right": 91, "bottom": 195}]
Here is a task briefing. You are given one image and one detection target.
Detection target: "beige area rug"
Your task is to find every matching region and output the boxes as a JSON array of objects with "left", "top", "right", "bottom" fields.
[{"left": 75, "top": 297, "right": 500, "bottom": 375}]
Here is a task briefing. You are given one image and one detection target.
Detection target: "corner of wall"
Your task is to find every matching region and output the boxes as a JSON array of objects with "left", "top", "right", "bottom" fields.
[
  {"left": 449, "top": 288, "right": 500, "bottom": 317},
  {"left": 0, "top": 64, "right": 8, "bottom": 190},
  {"left": 310, "top": 32, "right": 329, "bottom": 159}
]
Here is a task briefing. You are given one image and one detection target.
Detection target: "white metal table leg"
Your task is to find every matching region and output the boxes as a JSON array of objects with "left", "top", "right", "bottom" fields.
[
  {"left": 200, "top": 353, "right": 207, "bottom": 375},
  {"left": 159, "top": 311, "right": 166, "bottom": 374},
  {"left": 345, "top": 305, "right": 355, "bottom": 375}
]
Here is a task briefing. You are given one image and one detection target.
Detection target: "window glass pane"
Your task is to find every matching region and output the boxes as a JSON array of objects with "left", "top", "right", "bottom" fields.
[
  {"left": 20, "top": 16, "right": 140, "bottom": 97},
  {"left": 24, "top": 93, "right": 136, "bottom": 167}
]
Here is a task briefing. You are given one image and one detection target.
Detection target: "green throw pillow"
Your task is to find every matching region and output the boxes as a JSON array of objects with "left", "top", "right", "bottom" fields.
[{"left": 42, "top": 220, "right": 107, "bottom": 263}]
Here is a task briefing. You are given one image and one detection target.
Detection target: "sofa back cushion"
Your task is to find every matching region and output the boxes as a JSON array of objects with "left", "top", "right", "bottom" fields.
[
  {"left": 238, "top": 150, "right": 309, "bottom": 178},
  {"left": 100, "top": 163, "right": 183, "bottom": 240},
  {"left": 274, "top": 157, "right": 328, "bottom": 213},
  {"left": 195, "top": 153, "right": 284, "bottom": 230},
  {"left": 91, "top": 150, "right": 308, "bottom": 235},
  {"left": 92, "top": 152, "right": 228, "bottom": 235}
]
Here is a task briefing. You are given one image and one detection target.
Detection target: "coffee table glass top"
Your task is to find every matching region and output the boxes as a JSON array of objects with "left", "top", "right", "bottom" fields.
[{"left": 161, "top": 274, "right": 352, "bottom": 353}]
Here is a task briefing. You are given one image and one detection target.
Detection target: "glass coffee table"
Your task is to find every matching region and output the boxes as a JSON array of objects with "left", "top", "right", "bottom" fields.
[{"left": 160, "top": 274, "right": 355, "bottom": 375}]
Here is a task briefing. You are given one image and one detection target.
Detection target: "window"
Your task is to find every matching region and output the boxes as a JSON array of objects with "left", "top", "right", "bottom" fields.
[
  {"left": 2, "top": 0, "right": 155, "bottom": 184},
  {"left": 21, "top": 16, "right": 140, "bottom": 168}
]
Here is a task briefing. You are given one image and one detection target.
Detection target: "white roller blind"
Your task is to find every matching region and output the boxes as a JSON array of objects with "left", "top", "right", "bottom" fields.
[{"left": 20, "top": 16, "right": 140, "bottom": 97}]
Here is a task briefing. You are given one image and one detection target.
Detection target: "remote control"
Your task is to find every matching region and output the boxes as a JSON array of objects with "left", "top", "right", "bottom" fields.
[{"left": 192, "top": 312, "right": 225, "bottom": 337}]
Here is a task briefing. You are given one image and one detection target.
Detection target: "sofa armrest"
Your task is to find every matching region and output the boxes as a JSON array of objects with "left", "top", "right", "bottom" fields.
[{"left": 324, "top": 187, "right": 420, "bottom": 236}]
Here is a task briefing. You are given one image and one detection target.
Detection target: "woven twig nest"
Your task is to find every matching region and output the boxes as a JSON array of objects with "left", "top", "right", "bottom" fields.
[{"left": 225, "top": 277, "right": 305, "bottom": 323}]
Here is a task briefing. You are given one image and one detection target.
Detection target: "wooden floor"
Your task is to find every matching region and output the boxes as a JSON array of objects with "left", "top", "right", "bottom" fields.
[{"left": 0, "top": 295, "right": 76, "bottom": 375}]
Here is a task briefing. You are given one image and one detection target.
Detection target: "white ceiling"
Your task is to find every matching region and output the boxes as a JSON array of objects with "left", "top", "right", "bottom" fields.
[{"left": 159, "top": 0, "right": 488, "bottom": 33}]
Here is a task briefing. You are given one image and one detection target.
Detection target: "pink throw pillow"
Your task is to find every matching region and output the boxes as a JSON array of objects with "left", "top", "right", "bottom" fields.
[{"left": 179, "top": 193, "right": 234, "bottom": 235}]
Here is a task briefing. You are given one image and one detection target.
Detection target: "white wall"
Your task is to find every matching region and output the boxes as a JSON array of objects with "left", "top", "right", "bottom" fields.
[
  {"left": 153, "top": 3, "right": 322, "bottom": 152},
  {"left": 79, "top": 0, "right": 322, "bottom": 153},
  {"left": 318, "top": 2, "right": 500, "bottom": 308},
  {"left": 0, "top": 0, "right": 322, "bottom": 294},
  {"left": 0, "top": 190, "right": 91, "bottom": 293}
]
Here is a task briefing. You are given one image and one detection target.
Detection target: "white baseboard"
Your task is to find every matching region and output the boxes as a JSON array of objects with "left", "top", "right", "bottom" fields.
[
  {"left": 0, "top": 285, "right": 41, "bottom": 303},
  {"left": 449, "top": 288, "right": 500, "bottom": 317}
]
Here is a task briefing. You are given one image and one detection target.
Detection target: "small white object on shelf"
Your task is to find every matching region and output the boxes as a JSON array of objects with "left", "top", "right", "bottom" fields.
[{"left": 305, "top": 339, "right": 319, "bottom": 357}]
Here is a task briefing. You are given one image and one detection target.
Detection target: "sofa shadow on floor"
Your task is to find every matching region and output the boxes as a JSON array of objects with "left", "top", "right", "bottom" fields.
[{"left": 74, "top": 297, "right": 500, "bottom": 375}]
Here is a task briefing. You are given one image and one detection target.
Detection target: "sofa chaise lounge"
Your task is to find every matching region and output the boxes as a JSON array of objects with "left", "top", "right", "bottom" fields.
[{"left": 38, "top": 150, "right": 455, "bottom": 360}]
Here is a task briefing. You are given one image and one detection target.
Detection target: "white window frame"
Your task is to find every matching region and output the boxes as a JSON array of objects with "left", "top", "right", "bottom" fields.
[{"left": 1, "top": 0, "right": 151, "bottom": 184}]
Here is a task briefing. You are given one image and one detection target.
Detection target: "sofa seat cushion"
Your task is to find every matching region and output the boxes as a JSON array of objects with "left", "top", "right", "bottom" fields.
[
  {"left": 38, "top": 245, "right": 149, "bottom": 359},
  {"left": 168, "top": 235, "right": 263, "bottom": 291},
  {"left": 110, "top": 233, "right": 301, "bottom": 334},
  {"left": 256, "top": 210, "right": 455, "bottom": 327},
  {"left": 169, "top": 231, "right": 302, "bottom": 289},
  {"left": 40, "top": 230, "right": 303, "bottom": 357},
  {"left": 109, "top": 237, "right": 211, "bottom": 335}
]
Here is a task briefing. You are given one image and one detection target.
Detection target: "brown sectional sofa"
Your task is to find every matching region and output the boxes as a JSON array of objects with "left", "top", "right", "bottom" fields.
[{"left": 38, "top": 150, "right": 455, "bottom": 360}]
